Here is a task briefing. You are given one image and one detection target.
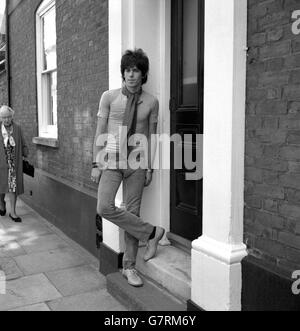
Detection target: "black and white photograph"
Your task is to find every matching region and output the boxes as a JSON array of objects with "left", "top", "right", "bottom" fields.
[{"left": 0, "top": 0, "right": 300, "bottom": 314}]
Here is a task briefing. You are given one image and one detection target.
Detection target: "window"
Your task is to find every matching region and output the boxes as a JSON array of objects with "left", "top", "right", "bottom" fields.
[
  {"left": 36, "top": 0, "right": 57, "bottom": 139},
  {"left": 0, "top": 40, "right": 6, "bottom": 74}
]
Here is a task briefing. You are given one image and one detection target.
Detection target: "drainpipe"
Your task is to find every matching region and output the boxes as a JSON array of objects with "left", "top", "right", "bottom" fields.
[{"left": 5, "top": 0, "right": 11, "bottom": 106}]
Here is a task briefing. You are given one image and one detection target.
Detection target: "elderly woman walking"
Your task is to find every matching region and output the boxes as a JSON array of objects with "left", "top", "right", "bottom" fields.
[{"left": 0, "top": 106, "right": 28, "bottom": 223}]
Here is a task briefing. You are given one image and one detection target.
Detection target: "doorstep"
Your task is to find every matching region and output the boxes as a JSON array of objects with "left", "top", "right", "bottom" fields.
[
  {"left": 136, "top": 245, "right": 191, "bottom": 303},
  {"left": 106, "top": 245, "right": 191, "bottom": 311},
  {"left": 107, "top": 272, "right": 186, "bottom": 311}
]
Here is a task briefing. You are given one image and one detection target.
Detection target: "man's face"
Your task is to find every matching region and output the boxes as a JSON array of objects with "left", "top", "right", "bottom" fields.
[
  {"left": 1, "top": 115, "right": 13, "bottom": 127},
  {"left": 124, "top": 66, "right": 143, "bottom": 89}
]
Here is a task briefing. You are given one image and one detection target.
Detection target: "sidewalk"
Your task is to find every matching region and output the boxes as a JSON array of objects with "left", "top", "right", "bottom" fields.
[{"left": 0, "top": 199, "right": 127, "bottom": 311}]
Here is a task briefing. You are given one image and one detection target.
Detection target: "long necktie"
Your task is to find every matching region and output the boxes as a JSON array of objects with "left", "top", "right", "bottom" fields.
[{"left": 122, "top": 85, "right": 143, "bottom": 138}]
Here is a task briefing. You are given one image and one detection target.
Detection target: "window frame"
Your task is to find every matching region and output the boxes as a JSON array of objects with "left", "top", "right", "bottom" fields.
[{"left": 36, "top": 0, "right": 57, "bottom": 139}]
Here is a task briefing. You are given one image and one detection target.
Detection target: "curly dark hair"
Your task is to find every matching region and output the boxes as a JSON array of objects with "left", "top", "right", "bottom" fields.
[{"left": 121, "top": 49, "right": 149, "bottom": 85}]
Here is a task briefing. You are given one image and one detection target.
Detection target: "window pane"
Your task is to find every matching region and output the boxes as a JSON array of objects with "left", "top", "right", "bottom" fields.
[
  {"left": 43, "top": 6, "right": 56, "bottom": 71},
  {"left": 49, "top": 71, "right": 57, "bottom": 126},
  {"left": 45, "top": 71, "right": 57, "bottom": 126},
  {"left": 182, "top": 0, "right": 198, "bottom": 106}
]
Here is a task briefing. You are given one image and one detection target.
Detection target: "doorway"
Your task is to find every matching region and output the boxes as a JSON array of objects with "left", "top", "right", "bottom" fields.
[{"left": 170, "top": 0, "right": 204, "bottom": 242}]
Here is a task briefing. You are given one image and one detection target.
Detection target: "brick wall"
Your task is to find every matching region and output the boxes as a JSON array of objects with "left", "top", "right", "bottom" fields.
[
  {"left": 9, "top": 0, "right": 108, "bottom": 191},
  {"left": 245, "top": 0, "right": 300, "bottom": 274},
  {"left": 0, "top": 71, "right": 7, "bottom": 106},
  {"left": 0, "top": 34, "right": 7, "bottom": 105}
]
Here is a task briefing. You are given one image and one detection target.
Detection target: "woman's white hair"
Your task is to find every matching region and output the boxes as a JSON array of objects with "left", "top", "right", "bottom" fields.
[{"left": 0, "top": 105, "right": 15, "bottom": 118}]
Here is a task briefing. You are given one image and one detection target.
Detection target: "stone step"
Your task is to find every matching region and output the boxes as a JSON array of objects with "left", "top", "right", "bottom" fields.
[
  {"left": 107, "top": 272, "right": 186, "bottom": 311},
  {"left": 136, "top": 245, "right": 191, "bottom": 303}
]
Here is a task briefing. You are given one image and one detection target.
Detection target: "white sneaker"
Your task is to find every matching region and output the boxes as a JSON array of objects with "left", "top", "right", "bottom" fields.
[{"left": 122, "top": 269, "right": 144, "bottom": 287}]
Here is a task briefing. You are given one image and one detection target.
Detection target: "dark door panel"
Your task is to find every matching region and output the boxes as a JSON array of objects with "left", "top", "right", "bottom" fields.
[{"left": 170, "top": 0, "right": 204, "bottom": 241}]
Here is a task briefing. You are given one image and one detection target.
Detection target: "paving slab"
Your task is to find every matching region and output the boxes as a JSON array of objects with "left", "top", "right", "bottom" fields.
[
  {"left": 9, "top": 303, "right": 51, "bottom": 311},
  {"left": 0, "top": 225, "right": 19, "bottom": 244},
  {"left": 14, "top": 247, "right": 87, "bottom": 276},
  {"left": 0, "top": 206, "right": 42, "bottom": 226},
  {"left": 0, "top": 257, "right": 23, "bottom": 280},
  {"left": 0, "top": 241, "right": 27, "bottom": 258},
  {"left": 13, "top": 214, "right": 45, "bottom": 226},
  {"left": 0, "top": 274, "right": 61, "bottom": 311},
  {"left": 18, "top": 234, "right": 69, "bottom": 254},
  {"left": 45, "top": 265, "right": 106, "bottom": 297},
  {"left": 48, "top": 289, "right": 127, "bottom": 311},
  {"left": 1, "top": 212, "right": 40, "bottom": 224},
  {"left": 1, "top": 200, "right": 128, "bottom": 312},
  {"left": 0, "top": 223, "right": 53, "bottom": 242}
]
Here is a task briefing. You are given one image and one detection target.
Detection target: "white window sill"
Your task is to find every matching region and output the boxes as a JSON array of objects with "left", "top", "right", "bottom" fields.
[{"left": 32, "top": 137, "right": 59, "bottom": 148}]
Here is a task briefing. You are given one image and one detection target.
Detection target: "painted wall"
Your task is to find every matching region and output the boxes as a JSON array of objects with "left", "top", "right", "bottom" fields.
[
  {"left": 103, "top": 0, "right": 171, "bottom": 253},
  {"left": 131, "top": 0, "right": 171, "bottom": 240}
]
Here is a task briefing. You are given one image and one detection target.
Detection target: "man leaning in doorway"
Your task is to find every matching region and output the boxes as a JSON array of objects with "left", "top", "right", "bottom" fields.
[{"left": 91, "top": 49, "right": 165, "bottom": 287}]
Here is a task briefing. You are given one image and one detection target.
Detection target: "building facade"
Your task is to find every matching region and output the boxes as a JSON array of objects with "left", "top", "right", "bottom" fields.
[
  {"left": 7, "top": 0, "right": 108, "bottom": 258},
  {"left": 0, "top": 33, "right": 7, "bottom": 106},
  {"left": 4, "top": 0, "right": 300, "bottom": 311}
]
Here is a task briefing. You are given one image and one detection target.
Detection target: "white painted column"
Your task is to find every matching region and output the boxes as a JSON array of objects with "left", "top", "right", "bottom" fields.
[
  {"left": 191, "top": 0, "right": 248, "bottom": 311},
  {"left": 102, "top": 0, "right": 124, "bottom": 253}
]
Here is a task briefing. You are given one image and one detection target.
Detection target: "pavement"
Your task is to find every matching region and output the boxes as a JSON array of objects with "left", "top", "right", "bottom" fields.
[{"left": 0, "top": 199, "right": 127, "bottom": 311}]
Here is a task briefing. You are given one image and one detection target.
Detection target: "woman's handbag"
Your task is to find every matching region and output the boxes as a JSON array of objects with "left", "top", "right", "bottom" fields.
[{"left": 23, "top": 159, "right": 35, "bottom": 177}]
